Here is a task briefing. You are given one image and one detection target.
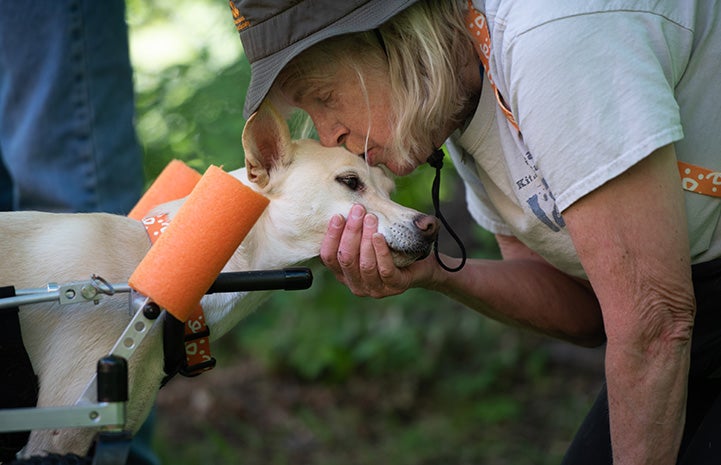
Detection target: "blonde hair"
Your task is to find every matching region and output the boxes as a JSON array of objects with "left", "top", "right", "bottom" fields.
[{"left": 272, "top": 0, "right": 472, "bottom": 167}]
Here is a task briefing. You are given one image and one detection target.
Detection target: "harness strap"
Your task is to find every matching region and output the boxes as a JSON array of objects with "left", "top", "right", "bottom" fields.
[
  {"left": 465, "top": 0, "right": 721, "bottom": 199},
  {"left": 678, "top": 161, "right": 721, "bottom": 198},
  {"left": 161, "top": 312, "right": 186, "bottom": 387},
  {"left": 141, "top": 213, "right": 216, "bottom": 380},
  {"left": 0, "top": 285, "right": 39, "bottom": 461}
]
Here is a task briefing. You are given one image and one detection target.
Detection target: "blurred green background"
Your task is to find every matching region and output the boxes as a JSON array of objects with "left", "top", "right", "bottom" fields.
[{"left": 126, "top": 1, "right": 604, "bottom": 464}]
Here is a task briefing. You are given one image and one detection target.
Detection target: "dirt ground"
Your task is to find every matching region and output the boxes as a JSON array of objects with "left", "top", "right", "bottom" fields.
[{"left": 153, "top": 345, "right": 605, "bottom": 465}]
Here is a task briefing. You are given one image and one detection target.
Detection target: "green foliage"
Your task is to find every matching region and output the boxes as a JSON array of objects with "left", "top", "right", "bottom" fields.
[
  {"left": 133, "top": 54, "right": 250, "bottom": 183},
  {"left": 128, "top": 0, "right": 248, "bottom": 182}
]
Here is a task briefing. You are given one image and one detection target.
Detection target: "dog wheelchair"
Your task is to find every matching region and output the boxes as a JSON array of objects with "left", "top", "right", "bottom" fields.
[{"left": 0, "top": 267, "right": 312, "bottom": 465}]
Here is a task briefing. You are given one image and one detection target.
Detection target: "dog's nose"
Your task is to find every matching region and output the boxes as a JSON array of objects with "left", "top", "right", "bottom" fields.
[{"left": 414, "top": 214, "right": 439, "bottom": 241}]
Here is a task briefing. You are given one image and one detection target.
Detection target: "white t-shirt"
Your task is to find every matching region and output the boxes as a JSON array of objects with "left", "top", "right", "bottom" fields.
[{"left": 448, "top": 0, "right": 721, "bottom": 278}]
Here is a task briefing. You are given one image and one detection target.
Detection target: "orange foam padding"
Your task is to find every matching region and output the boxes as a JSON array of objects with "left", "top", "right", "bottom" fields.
[
  {"left": 128, "top": 160, "right": 202, "bottom": 220},
  {"left": 128, "top": 165, "right": 269, "bottom": 322}
]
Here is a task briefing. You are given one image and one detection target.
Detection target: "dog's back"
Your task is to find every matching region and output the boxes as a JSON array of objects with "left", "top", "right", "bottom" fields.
[{"left": 1, "top": 211, "right": 148, "bottom": 288}]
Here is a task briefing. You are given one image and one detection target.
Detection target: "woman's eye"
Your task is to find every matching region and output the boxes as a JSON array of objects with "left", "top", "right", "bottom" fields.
[
  {"left": 317, "top": 91, "right": 335, "bottom": 107},
  {"left": 336, "top": 174, "right": 363, "bottom": 191}
]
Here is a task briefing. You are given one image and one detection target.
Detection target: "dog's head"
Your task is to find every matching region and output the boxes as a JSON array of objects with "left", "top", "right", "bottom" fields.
[{"left": 240, "top": 103, "right": 438, "bottom": 267}]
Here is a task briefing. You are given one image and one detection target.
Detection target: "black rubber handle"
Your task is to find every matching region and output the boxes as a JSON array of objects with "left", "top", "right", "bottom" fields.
[
  {"left": 97, "top": 355, "right": 128, "bottom": 403},
  {"left": 206, "top": 267, "right": 313, "bottom": 294}
]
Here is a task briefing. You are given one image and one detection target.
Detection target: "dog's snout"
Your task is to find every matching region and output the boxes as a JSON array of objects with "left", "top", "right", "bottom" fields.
[{"left": 414, "top": 214, "right": 439, "bottom": 241}]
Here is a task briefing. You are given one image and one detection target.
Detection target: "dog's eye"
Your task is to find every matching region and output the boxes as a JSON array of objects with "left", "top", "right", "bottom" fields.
[{"left": 336, "top": 174, "right": 364, "bottom": 191}]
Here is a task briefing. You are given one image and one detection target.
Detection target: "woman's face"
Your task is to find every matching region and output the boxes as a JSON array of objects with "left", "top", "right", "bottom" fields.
[{"left": 283, "top": 65, "right": 426, "bottom": 176}]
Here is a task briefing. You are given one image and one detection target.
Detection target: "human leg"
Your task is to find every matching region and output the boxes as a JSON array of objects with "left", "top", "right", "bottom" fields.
[
  {"left": 0, "top": 158, "right": 12, "bottom": 211},
  {"left": 677, "top": 378, "right": 721, "bottom": 464},
  {"left": 0, "top": 0, "right": 142, "bottom": 213},
  {"left": 560, "top": 383, "right": 612, "bottom": 465}
]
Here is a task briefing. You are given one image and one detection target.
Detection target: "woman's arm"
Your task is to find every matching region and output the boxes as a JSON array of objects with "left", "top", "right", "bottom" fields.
[
  {"left": 562, "top": 144, "right": 695, "bottom": 465},
  {"left": 430, "top": 234, "right": 605, "bottom": 346},
  {"left": 321, "top": 205, "right": 605, "bottom": 347}
]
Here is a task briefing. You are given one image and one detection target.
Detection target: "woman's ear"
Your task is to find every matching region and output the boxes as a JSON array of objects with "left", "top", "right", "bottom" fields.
[{"left": 241, "top": 101, "right": 293, "bottom": 188}]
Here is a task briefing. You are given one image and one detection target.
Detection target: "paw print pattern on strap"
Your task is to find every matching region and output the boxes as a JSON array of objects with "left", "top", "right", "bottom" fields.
[{"left": 679, "top": 161, "right": 721, "bottom": 198}]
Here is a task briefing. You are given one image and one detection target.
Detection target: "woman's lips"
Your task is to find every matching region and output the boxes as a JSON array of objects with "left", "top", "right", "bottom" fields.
[{"left": 364, "top": 148, "right": 378, "bottom": 165}]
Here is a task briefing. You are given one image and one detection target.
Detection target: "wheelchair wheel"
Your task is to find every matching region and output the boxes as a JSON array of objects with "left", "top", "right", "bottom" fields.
[{"left": 7, "top": 453, "right": 92, "bottom": 465}]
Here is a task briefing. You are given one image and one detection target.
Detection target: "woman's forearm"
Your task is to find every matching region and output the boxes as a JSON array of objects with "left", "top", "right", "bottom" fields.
[
  {"left": 428, "top": 255, "right": 605, "bottom": 347},
  {"left": 606, "top": 328, "right": 691, "bottom": 465}
]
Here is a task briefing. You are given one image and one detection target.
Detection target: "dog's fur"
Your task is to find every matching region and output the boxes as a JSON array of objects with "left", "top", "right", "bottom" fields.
[{"left": 0, "top": 104, "right": 438, "bottom": 459}]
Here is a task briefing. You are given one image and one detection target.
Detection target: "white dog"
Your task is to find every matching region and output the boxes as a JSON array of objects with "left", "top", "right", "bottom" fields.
[{"left": 0, "top": 104, "right": 439, "bottom": 460}]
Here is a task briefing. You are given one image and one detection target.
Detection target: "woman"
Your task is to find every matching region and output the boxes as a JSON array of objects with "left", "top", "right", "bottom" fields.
[{"left": 231, "top": 0, "right": 721, "bottom": 463}]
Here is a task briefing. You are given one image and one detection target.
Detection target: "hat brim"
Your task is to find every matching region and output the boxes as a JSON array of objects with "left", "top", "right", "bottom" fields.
[{"left": 242, "top": 0, "right": 417, "bottom": 119}]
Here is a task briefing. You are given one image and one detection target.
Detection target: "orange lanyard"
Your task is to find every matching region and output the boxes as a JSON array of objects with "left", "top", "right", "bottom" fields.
[
  {"left": 465, "top": 0, "right": 519, "bottom": 131},
  {"left": 464, "top": 0, "right": 721, "bottom": 199}
]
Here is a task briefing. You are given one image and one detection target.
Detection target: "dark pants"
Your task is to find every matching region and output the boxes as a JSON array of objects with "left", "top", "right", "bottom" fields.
[{"left": 562, "top": 258, "right": 721, "bottom": 464}]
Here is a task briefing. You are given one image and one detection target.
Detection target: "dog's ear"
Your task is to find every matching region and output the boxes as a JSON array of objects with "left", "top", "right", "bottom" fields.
[{"left": 242, "top": 102, "right": 293, "bottom": 188}]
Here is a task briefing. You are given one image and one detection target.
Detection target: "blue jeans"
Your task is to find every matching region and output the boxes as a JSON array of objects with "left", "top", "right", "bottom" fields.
[{"left": 0, "top": 0, "right": 143, "bottom": 213}]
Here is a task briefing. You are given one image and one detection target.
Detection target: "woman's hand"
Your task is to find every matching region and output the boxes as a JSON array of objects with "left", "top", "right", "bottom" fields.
[{"left": 320, "top": 204, "right": 437, "bottom": 297}]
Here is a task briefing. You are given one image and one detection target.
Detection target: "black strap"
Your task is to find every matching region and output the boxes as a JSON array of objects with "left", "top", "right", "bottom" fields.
[
  {"left": 160, "top": 312, "right": 186, "bottom": 387},
  {"left": 91, "top": 431, "right": 133, "bottom": 465},
  {"left": 0, "top": 285, "right": 39, "bottom": 462},
  {"left": 427, "top": 149, "right": 467, "bottom": 272}
]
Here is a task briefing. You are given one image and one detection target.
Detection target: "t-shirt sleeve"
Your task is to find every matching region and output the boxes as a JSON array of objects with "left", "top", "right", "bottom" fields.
[{"left": 505, "top": 11, "right": 688, "bottom": 211}]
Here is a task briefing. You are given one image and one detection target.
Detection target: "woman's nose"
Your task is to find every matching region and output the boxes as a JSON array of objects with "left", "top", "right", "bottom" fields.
[{"left": 318, "top": 121, "right": 348, "bottom": 147}]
